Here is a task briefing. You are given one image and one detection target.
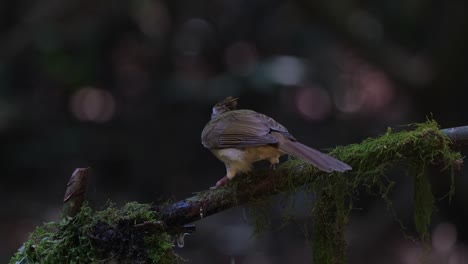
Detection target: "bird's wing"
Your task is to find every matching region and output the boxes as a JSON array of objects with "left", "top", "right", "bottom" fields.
[{"left": 202, "top": 110, "right": 295, "bottom": 149}]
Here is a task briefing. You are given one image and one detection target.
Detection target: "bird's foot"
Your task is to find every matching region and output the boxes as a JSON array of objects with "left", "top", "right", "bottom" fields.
[
  {"left": 269, "top": 163, "right": 277, "bottom": 170},
  {"left": 269, "top": 161, "right": 279, "bottom": 176},
  {"left": 210, "top": 176, "right": 230, "bottom": 190},
  {"left": 269, "top": 157, "right": 279, "bottom": 170}
]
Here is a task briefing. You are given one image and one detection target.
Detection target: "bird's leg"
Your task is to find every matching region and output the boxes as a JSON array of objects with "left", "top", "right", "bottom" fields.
[
  {"left": 211, "top": 166, "right": 236, "bottom": 189},
  {"left": 211, "top": 176, "right": 229, "bottom": 189},
  {"left": 269, "top": 156, "right": 280, "bottom": 170}
]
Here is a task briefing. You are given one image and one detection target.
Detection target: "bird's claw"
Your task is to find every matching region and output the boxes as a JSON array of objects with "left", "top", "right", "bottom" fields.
[{"left": 210, "top": 176, "right": 229, "bottom": 189}]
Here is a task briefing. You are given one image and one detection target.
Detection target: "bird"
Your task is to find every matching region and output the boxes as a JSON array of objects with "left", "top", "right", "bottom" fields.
[{"left": 201, "top": 96, "right": 351, "bottom": 188}]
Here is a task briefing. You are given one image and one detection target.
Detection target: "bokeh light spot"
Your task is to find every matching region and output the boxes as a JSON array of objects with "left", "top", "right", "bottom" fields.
[
  {"left": 295, "top": 86, "right": 331, "bottom": 121},
  {"left": 433, "top": 222, "right": 457, "bottom": 253},
  {"left": 333, "top": 86, "right": 365, "bottom": 113},
  {"left": 70, "top": 87, "right": 116, "bottom": 123},
  {"left": 361, "top": 70, "right": 394, "bottom": 110},
  {"left": 449, "top": 244, "right": 468, "bottom": 264},
  {"left": 334, "top": 51, "right": 396, "bottom": 115},
  {"left": 270, "top": 56, "right": 305, "bottom": 86}
]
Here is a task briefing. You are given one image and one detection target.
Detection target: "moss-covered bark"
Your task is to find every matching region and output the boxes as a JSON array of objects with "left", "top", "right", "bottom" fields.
[
  {"left": 10, "top": 203, "right": 179, "bottom": 264},
  {"left": 10, "top": 120, "right": 464, "bottom": 264}
]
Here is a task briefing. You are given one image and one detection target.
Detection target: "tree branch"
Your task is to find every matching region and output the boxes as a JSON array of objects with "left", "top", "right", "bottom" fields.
[
  {"left": 11, "top": 122, "right": 465, "bottom": 264},
  {"left": 159, "top": 124, "right": 467, "bottom": 227},
  {"left": 441, "top": 126, "right": 468, "bottom": 147}
]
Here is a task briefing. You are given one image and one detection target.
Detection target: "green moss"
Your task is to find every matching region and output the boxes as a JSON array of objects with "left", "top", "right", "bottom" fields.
[
  {"left": 311, "top": 120, "right": 461, "bottom": 263},
  {"left": 145, "top": 232, "right": 179, "bottom": 263},
  {"left": 411, "top": 163, "right": 433, "bottom": 242},
  {"left": 312, "top": 191, "right": 347, "bottom": 264},
  {"left": 10, "top": 120, "right": 462, "bottom": 264},
  {"left": 245, "top": 120, "right": 462, "bottom": 264},
  {"left": 248, "top": 197, "right": 272, "bottom": 236},
  {"left": 10, "top": 202, "right": 179, "bottom": 264}
]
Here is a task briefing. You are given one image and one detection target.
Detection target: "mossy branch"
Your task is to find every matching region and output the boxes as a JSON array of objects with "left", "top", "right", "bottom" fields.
[
  {"left": 157, "top": 120, "right": 464, "bottom": 264},
  {"left": 10, "top": 120, "right": 466, "bottom": 264},
  {"left": 159, "top": 121, "right": 465, "bottom": 227}
]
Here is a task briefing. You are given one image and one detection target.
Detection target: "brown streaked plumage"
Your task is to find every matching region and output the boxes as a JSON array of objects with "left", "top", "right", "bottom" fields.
[{"left": 202, "top": 96, "right": 351, "bottom": 188}]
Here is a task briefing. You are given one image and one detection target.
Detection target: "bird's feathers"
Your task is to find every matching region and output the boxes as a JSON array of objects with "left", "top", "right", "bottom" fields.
[
  {"left": 202, "top": 98, "right": 352, "bottom": 174},
  {"left": 276, "top": 139, "right": 351, "bottom": 172},
  {"left": 202, "top": 109, "right": 294, "bottom": 149}
]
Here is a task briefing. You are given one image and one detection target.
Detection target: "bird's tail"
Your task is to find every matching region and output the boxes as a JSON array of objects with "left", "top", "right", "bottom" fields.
[{"left": 278, "top": 140, "right": 351, "bottom": 173}]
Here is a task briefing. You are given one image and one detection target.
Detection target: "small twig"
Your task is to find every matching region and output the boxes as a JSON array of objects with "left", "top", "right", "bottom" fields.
[
  {"left": 133, "top": 221, "right": 196, "bottom": 234},
  {"left": 134, "top": 221, "right": 165, "bottom": 229},
  {"left": 441, "top": 126, "right": 468, "bottom": 147}
]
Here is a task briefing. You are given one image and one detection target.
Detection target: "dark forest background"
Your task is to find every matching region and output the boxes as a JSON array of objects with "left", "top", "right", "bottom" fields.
[{"left": 1, "top": 0, "right": 468, "bottom": 263}]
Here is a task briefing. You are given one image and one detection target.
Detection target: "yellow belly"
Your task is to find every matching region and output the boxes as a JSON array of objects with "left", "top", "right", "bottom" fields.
[{"left": 211, "top": 146, "right": 284, "bottom": 177}]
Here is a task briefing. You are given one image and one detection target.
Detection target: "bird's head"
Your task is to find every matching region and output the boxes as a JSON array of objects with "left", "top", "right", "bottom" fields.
[{"left": 211, "top": 96, "right": 238, "bottom": 119}]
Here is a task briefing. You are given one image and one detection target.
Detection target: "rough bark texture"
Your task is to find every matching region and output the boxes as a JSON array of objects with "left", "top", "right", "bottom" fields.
[{"left": 63, "top": 168, "right": 89, "bottom": 217}]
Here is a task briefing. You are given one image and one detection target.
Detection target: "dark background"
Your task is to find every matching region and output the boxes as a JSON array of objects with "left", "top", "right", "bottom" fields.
[{"left": 1, "top": 0, "right": 468, "bottom": 263}]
